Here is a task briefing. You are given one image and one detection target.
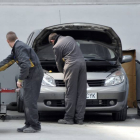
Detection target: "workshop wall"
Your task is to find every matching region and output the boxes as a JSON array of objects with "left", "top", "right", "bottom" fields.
[
  {"left": 0, "top": 4, "right": 140, "bottom": 104},
  {"left": 0, "top": 0, "right": 140, "bottom": 5}
]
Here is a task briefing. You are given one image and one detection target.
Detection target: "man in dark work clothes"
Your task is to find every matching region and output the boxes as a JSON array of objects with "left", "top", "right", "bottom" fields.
[
  {"left": 49, "top": 33, "right": 87, "bottom": 125},
  {"left": 0, "top": 31, "right": 43, "bottom": 132}
]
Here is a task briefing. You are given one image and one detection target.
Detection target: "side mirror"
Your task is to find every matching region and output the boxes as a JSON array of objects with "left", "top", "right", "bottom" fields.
[{"left": 122, "top": 55, "right": 132, "bottom": 64}]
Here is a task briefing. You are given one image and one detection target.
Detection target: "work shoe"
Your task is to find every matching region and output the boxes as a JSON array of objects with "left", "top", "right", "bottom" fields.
[
  {"left": 75, "top": 120, "right": 84, "bottom": 125},
  {"left": 17, "top": 125, "right": 30, "bottom": 132},
  {"left": 58, "top": 119, "right": 74, "bottom": 124},
  {"left": 23, "top": 127, "right": 41, "bottom": 133}
]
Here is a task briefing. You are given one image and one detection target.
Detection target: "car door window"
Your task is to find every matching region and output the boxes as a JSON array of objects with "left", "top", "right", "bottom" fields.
[{"left": 26, "top": 32, "right": 34, "bottom": 45}]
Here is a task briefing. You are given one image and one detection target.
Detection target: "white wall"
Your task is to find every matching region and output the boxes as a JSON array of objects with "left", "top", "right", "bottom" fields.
[
  {"left": 0, "top": 0, "right": 140, "bottom": 5},
  {"left": 0, "top": 4, "right": 140, "bottom": 103}
]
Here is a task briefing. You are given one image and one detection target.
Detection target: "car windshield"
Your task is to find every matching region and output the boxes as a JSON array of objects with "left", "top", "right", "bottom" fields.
[
  {"left": 77, "top": 40, "right": 116, "bottom": 60},
  {"left": 37, "top": 40, "right": 116, "bottom": 61}
]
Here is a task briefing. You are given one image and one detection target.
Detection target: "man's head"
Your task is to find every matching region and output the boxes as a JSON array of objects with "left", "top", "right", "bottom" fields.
[
  {"left": 48, "top": 33, "right": 58, "bottom": 45},
  {"left": 6, "top": 31, "right": 18, "bottom": 48}
]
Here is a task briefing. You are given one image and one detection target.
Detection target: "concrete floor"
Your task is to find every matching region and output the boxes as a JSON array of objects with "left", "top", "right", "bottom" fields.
[{"left": 0, "top": 108, "right": 140, "bottom": 140}]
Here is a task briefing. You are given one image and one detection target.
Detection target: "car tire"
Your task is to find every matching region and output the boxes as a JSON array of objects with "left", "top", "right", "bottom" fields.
[
  {"left": 17, "top": 89, "right": 24, "bottom": 113},
  {"left": 112, "top": 104, "right": 127, "bottom": 121},
  {"left": 7, "top": 102, "right": 17, "bottom": 111},
  {"left": 38, "top": 113, "right": 41, "bottom": 121},
  {"left": 137, "top": 106, "right": 140, "bottom": 116}
]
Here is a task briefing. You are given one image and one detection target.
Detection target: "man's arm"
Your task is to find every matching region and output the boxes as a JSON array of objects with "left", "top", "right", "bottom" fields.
[
  {"left": 0, "top": 53, "right": 15, "bottom": 71},
  {"left": 53, "top": 47, "right": 63, "bottom": 73},
  {"left": 15, "top": 46, "right": 31, "bottom": 82}
]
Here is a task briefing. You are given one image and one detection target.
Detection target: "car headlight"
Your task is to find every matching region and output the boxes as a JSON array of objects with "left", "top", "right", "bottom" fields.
[
  {"left": 105, "top": 70, "right": 125, "bottom": 86},
  {"left": 41, "top": 74, "right": 56, "bottom": 87}
]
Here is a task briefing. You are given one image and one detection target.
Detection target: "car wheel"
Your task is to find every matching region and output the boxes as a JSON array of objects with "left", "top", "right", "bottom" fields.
[
  {"left": 112, "top": 104, "right": 127, "bottom": 121},
  {"left": 38, "top": 113, "right": 41, "bottom": 121},
  {"left": 137, "top": 106, "right": 140, "bottom": 116},
  {"left": 7, "top": 102, "right": 17, "bottom": 111},
  {"left": 17, "top": 88, "right": 24, "bottom": 113}
]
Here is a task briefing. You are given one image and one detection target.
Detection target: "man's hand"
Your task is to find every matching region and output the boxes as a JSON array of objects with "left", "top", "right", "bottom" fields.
[{"left": 17, "top": 81, "right": 22, "bottom": 88}]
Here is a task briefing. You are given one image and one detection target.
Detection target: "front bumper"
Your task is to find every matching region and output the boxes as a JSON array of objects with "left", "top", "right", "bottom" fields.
[
  {"left": 38, "top": 82, "right": 127, "bottom": 112},
  {"left": 38, "top": 101, "right": 125, "bottom": 112}
]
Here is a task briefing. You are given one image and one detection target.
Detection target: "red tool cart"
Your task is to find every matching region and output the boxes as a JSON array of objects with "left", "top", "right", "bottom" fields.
[{"left": 0, "top": 83, "right": 16, "bottom": 121}]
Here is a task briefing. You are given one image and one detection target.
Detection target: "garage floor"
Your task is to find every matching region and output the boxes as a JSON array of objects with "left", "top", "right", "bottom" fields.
[{"left": 0, "top": 108, "right": 139, "bottom": 140}]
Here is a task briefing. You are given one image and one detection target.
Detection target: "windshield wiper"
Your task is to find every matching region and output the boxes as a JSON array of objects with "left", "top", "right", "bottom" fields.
[
  {"left": 40, "top": 59, "right": 55, "bottom": 61},
  {"left": 84, "top": 57, "right": 116, "bottom": 66}
]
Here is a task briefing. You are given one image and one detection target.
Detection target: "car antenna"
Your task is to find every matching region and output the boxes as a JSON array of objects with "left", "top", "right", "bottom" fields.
[{"left": 59, "top": 10, "right": 61, "bottom": 24}]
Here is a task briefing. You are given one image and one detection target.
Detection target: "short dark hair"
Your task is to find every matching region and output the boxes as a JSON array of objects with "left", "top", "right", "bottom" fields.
[
  {"left": 48, "top": 33, "right": 58, "bottom": 43},
  {"left": 6, "top": 31, "right": 18, "bottom": 42}
]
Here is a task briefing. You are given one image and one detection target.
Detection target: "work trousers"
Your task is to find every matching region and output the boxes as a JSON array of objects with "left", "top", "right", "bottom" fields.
[
  {"left": 23, "top": 65, "right": 43, "bottom": 130},
  {"left": 64, "top": 60, "right": 87, "bottom": 121}
]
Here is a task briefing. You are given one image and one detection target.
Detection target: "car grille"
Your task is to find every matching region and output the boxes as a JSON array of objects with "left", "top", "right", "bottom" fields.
[
  {"left": 86, "top": 100, "right": 117, "bottom": 107},
  {"left": 87, "top": 80, "right": 105, "bottom": 87},
  {"left": 44, "top": 99, "right": 117, "bottom": 107},
  {"left": 55, "top": 80, "right": 105, "bottom": 87},
  {"left": 44, "top": 100, "right": 65, "bottom": 107},
  {"left": 55, "top": 80, "right": 65, "bottom": 87}
]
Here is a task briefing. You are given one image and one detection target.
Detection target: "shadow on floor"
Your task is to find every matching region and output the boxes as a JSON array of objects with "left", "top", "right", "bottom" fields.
[
  {"left": 38, "top": 111, "right": 140, "bottom": 123},
  {"left": 3, "top": 110, "right": 140, "bottom": 124}
]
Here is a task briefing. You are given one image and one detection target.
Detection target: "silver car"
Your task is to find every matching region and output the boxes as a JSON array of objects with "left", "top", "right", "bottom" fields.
[{"left": 16, "top": 23, "right": 132, "bottom": 121}]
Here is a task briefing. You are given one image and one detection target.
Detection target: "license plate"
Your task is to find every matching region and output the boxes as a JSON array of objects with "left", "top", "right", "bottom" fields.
[{"left": 87, "top": 93, "right": 97, "bottom": 99}]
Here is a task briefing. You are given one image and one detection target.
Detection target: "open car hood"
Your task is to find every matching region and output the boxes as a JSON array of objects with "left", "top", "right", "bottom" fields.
[{"left": 33, "top": 23, "right": 122, "bottom": 62}]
